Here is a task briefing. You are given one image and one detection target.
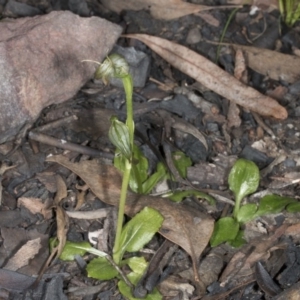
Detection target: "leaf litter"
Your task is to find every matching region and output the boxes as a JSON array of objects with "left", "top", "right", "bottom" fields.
[
  {"left": 101, "top": 0, "right": 239, "bottom": 20},
  {"left": 125, "top": 34, "right": 288, "bottom": 119}
]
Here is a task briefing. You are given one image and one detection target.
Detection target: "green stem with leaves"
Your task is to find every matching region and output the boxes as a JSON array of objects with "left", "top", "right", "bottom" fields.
[
  {"left": 95, "top": 54, "right": 135, "bottom": 265},
  {"left": 113, "top": 159, "right": 132, "bottom": 264}
]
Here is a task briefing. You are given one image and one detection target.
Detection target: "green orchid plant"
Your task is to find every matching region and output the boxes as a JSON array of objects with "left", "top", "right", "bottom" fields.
[
  {"left": 210, "top": 158, "right": 298, "bottom": 247},
  {"left": 52, "top": 54, "right": 164, "bottom": 299},
  {"left": 279, "top": 0, "right": 300, "bottom": 27}
]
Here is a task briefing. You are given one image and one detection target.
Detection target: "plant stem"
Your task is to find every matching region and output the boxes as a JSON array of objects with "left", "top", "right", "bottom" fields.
[
  {"left": 123, "top": 75, "right": 134, "bottom": 149},
  {"left": 113, "top": 159, "right": 132, "bottom": 264},
  {"left": 113, "top": 74, "right": 134, "bottom": 264},
  {"left": 233, "top": 196, "right": 242, "bottom": 219}
]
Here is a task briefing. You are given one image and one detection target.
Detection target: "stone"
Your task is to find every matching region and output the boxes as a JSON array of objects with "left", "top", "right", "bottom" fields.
[
  {"left": 0, "top": 11, "right": 122, "bottom": 143},
  {"left": 110, "top": 45, "right": 150, "bottom": 88}
]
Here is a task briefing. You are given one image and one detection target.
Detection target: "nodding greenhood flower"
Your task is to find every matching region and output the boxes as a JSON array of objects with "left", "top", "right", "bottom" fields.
[{"left": 95, "top": 54, "right": 130, "bottom": 83}]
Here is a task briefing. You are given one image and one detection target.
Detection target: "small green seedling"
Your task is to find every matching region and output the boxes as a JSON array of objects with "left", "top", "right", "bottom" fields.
[
  {"left": 279, "top": 0, "right": 300, "bottom": 27},
  {"left": 210, "top": 158, "right": 297, "bottom": 247}
]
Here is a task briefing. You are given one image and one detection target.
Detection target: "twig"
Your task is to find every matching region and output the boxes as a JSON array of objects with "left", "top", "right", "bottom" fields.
[
  {"left": 66, "top": 208, "right": 110, "bottom": 220},
  {"left": 28, "top": 131, "right": 113, "bottom": 159},
  {"left": 105, "top": 255, "right": 134, "bottom": 289}
]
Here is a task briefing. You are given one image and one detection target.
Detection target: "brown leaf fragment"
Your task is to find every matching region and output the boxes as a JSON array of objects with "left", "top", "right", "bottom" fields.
[
  {"left": 36, "top": 172, "right": 58, "bottom": 193},
  {"left": 230, "top": 44, "right": 300, "bottom": 84},
  {"left": 51, "top": 175, "right": 69, "bottom": 260},
  {"left": 234, "top": 49, "right": 247, "bottom": 83},
  {"left": 46, "top": 155, "right": 214, "bottom": 288},
  {"left": 126, "top": 34, "right": 287, "bottom": 119},
  {"left": 227, "top": 102, "right": 241, "bottom": 128},
  {"left": 18, "top": 197, "right": 52, "bottom": 219},
  {"left": 4, "top": 238, "right": 42, "bottom": 271},
  {"left": 55, "top": 206, "right": 69, "bottom": 259},
  {"left": 54, "top": 175, "right": 68, "bottom": 205}
]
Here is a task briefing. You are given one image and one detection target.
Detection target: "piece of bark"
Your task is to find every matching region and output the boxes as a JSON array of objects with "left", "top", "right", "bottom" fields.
[{"left": 0, "top": 11, "right": 122, "bottom": 143}]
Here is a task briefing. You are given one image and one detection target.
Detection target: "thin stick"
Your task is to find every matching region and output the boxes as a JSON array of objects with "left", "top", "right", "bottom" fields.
[{"left": 28, "top": 131, "right": 113, "bottom": 159}]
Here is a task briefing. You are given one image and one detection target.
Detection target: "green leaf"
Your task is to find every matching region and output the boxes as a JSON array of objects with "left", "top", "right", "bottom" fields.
[
  {"left": 172, "top": 151, "right": 192, "bottom": 178},
  {"left": 86, "top": 257, "right": 118, "bottom": 280},
  {"left": 130, "top": 145, "right": 149, "bottom": 193},
  {"left": 59, "top": 241, "right": 91, "bottom": 261},
  {"left": 168, "top": 190, "right": 215, "bottom": 205},
  {"left": 118, "top": 279, "right": 162, "bottom": 300},
  {"left": 228, "top": 230, "right": 246, "bottom": 248},
  {"left": 236, "top": 203, "right": 258, "bottom": 223},
  {"left": 142, "top": 163, "right": 167, "bottom": 194},
  {"left": 123, "top": 256, "right": 148, "bottom": 274},
  {"left": 118, "top": 256, "right": 163, "bottom": 300},
  {"left": 114, "top": 145, "right": 168, "bottom": 195},
  {"left": 116, "top": 207, "right": 164, "bottom": 259},
  {"left": 255, "top": 194, "right": 296, "bottom": 217},
  {"left": 228, "top": 159, "right": 260, "bottom": 203},
  {"left": 109, "top": 117, "right": 132, "bottom": 160},
  {"left": 286, "top": 202, "right": 300, "bottom": 212},
  {"left": 210, "top": 217, "right": 239, "bottom": 247}
]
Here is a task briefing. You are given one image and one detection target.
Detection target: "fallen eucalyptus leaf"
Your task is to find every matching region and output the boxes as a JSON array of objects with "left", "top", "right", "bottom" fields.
[
  {"left": 101, "top": 0, "right": 234, "bottom": 20},
  {"left": 125, "top": 34, "right": 287, "bottom": 119},
  {"left": 46, "top": 155, "right": 214, "bottom": 288}
]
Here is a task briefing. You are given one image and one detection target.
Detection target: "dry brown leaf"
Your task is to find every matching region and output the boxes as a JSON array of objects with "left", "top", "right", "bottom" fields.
[
  {"left": 36, "top": 172, "right": 58, "bottom": 193},
  {"left": 101, "top": 0, "right": 234, "bottom": 20},
  {"left": 226, "top": 0, "right": 278, "bottom": 10},
  {"left": 46, "top": 155, "right": 214, "bottom": 286},
  {"left": 53, "top": 175, "right": 69, "bottom": 258},
  {"left": 126, "top": 34, "right": 287, "bottom": 119},
  {"left": 234, "top": 49, "right": 247, "bottom": 83},
  {"left": 4, "top": 238, "right": 42, "bottom": 271},
  {"left": 230, "top": 43, "right": 300, "bottom": 84}
]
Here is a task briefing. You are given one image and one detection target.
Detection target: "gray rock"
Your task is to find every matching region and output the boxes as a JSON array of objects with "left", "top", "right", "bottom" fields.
[
  {"left": 0, "top": 11, "right": 122, "bottom": 143},
  {"left": 110, "top": 45, "right": 150, "bottom": 88}
]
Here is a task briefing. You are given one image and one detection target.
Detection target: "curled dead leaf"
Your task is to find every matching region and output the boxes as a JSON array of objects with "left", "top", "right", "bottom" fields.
[{"left": 125, "top": 34, "right": 287, "bottom": 119}]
